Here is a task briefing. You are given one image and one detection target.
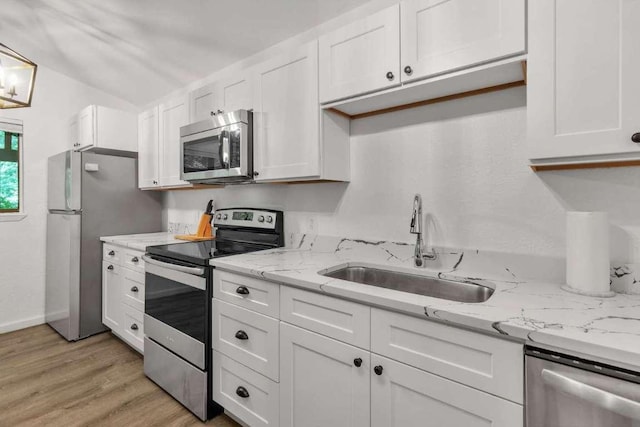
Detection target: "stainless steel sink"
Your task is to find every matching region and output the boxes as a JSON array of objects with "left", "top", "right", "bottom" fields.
[{"left": 321, "top": 265, "right": 494, "bottom": 303}]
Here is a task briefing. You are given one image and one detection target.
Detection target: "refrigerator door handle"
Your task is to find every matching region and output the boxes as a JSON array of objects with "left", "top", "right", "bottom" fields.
[{"left": 541, "top": 369, "right": 640, "bottom": 421}]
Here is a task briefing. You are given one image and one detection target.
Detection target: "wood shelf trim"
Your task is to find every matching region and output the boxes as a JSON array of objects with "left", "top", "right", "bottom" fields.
[
  {"left": 530, "top": 160, "right": 640, "bottom": 172},
  {"left": 330, "top": 80, "right": 526, "bottom": 120}
]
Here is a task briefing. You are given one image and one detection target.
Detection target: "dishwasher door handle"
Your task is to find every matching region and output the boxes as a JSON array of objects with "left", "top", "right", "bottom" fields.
[{"left": 541, "top": 369, "right": 640, "bottom": 421}]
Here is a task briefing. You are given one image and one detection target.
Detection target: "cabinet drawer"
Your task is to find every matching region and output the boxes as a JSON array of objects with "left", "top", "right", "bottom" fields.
[
  {"left": 212, "top": 299, "right": 279, "bottom": 381},
  {"left": 122, "top": 268, "right": 144, "bottom": 312},
  {"left": 103, "top": 244, "right": 120, "bottom": 263},
  {"left": 280, "top": 286, "right": 370, "bottom": 349},
  {"left": 211, "top": 350, "right": 279, "bottom": 427},
  {"left": 371, "top": 308, "right": 523, "bottom": 403},
  {"left": 214, "top": 270, "right": 279, "bottom": 318},
  {"left": 122, "top": 305, "right": 144, "bottom": 353},
  {"left": 123, "top": 248, "right": 145, "bottom": 273},
  {"left": 371, "top": 354, "right": 523, "bottom": 427}
]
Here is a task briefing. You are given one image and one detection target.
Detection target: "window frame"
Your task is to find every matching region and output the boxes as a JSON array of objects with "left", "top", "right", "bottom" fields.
[{"left": 0, "top": 118, "right": 24, "bottom": 216}]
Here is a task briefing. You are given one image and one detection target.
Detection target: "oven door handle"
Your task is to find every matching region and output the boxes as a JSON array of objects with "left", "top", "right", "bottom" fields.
[
  {"left": 541, "top": 369, "right": 640, "bottom": 421},
  {"left": 142, "top": 255, "right": 205, "bottom": 276}
]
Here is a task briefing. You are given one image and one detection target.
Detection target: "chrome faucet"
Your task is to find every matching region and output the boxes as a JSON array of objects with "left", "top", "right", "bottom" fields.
[{"left": 410, "top": 194, "right": 436, "bottom": 267}]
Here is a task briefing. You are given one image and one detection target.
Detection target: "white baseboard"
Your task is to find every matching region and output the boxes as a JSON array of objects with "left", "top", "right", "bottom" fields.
[{"left": 0, "top": 315, "right": 45, "bottom": 334}]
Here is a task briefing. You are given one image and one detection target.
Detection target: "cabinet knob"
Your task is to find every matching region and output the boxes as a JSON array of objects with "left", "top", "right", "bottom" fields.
[
  {"left": 236, "top": 386, "right": 250, "bottom": 398},
  {"left": 632, "top": 133, "right": 640, "bottom": 143},
  {"left": 235, "top": 330, "right": 249, "bottom": 340},
  {"left": 217, "top": 109, "right": 224, "bottom": 114},
  {"left": 253, "top": 171, "right": 259, "bottom": 177},
  {"left": 386, "top": 71, "right": 394, "bottom": 81},
  {"left": 236, "top": 286, "right": 250, "bottom": 295},
  {"left": 131, "top": 256, "right": 139, "bottom": 263},
  {"left": 108, "top": 250, "right": 115, "bottom": 256},
  {"left": 211, "top": 111, "right": 216, "bottom": 116},
  {"left": 130, "top": 286, "right": 139, "bottom": 293},
  {"left": 404, "top": 65, "right": 413, "bottom": 75},
  {"left": 130, "top": 323, "right": 138, "bottom": 331},
  {"left": 107, "top": 265, "right": 114, "bottom": 271},
  {"left": 353, "top": 358, "right": 362, "bottom": 367},
  {"left": 374, "top": 365, "right": 383, "bottom": 375}
]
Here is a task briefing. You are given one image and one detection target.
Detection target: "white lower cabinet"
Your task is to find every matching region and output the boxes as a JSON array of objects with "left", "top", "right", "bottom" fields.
[
  {"left": 371, "top": 354, "right": 523, "bottom": 427},
  {"left": 101, "top": 243, "right": 146, "bottom": 353},
  {"left": 279, "top": 323, "right": 371, "bottom": 427}
]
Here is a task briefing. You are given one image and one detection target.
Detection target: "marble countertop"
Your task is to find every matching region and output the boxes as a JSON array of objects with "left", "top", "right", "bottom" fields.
[
  {"left": 211, "top": 234, "right": 640, "bottom": 371},
  {"left": 100, "top": 232, "right": 183, "bottom": 251}
]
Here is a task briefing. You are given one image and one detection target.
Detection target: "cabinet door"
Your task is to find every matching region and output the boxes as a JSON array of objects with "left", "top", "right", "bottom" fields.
[
  {"left": 319, "top": 4, "right": 401, "bottom": 103},
  {"left": 69, "top": 115, "right": 79, "bottom": 150},
  {"left": 159, "top": 94, "right": 191, "bottom": 187},
  {"left": 219, "top": 71, "right": 253, "bottom": 113},
  {"left": 253, "top": 42, "right": 320, "bottom": 181},
  {"left": 138, "top": 106, "right": 160, "bottom": 189},
  {"left": 528, "top": 0, "right": 640, "bottom": 161},
  {"left": 102, "top": 261, "right": 122, "bottom": 332},
  {"left": 371, "top": 354, "right": 523, "bottom": 427},
  {"left": 190, "top": 82, "right": 219, "bottom": 123},
  {"left": 280, "top": 323, "right": 370, "bottom": 427},
  {"left": 400, "top": 0, "right": 525, "bottom": 83},
  {"left": 76, "top": 105, "right": 95, "bottom": 150}
]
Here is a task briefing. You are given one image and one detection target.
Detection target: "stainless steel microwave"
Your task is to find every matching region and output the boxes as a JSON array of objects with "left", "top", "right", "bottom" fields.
[{"left": 180, "top": 109, "right": 253, "bottom": 183}]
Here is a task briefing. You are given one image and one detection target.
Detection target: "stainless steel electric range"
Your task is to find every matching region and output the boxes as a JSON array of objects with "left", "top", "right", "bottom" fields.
[{"left": 142, "top": 208, "right": 284, "bottom": 421}]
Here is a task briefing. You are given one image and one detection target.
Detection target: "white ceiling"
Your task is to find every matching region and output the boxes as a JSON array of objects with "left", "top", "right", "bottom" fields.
[{"left": 0, "top": 0, "right": 371, "bottom": 106}]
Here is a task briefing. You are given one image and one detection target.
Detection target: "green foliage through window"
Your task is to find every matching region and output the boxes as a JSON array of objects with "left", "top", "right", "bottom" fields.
[{"left": 0, "top": 130, "right": 20, "bottom": 212}]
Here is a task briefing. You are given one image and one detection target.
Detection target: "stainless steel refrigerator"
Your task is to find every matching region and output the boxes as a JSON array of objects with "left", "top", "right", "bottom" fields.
[{"left": 45, "top": 150, "right": 163, "bottom": 341}]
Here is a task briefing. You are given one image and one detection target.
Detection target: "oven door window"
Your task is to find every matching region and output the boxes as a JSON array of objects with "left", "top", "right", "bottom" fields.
[
  {"left": 145, "top": 273, "right": 207, "bottom": 342},
  {"left": 183, "top": 132, "right": 228, "bottom": 174}
]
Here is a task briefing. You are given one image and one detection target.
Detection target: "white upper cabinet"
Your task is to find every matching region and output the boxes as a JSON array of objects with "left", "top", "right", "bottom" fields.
[
  {"left": 158, "top": 94, "right": 191, "bottom": 188},
  {"left": 138, "top": 106, "right": 160, "bottom": 189},
  {"left": 528, "top": 0, "right": 640, "bottom": 164},
  {"left": 319, "top": 4, "right": 401, "bottom": 103},
  {"left": 190, "top": 71, "right": 253, "bottom": 123},
  {"left": 400, "top": 0, "right": 526, "bottom": 83},
  {"left": 252, "top": 41, "right": 321, "bottom": 181},
  {"left": 189, "top": 82, "right": 219, "bottom": 123},
  {"left": 70, "top": 105, "right": 137, "bottom": 152}
]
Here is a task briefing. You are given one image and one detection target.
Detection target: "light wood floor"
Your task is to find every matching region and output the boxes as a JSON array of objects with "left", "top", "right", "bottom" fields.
[{"left": 0, "top": 325, "right": 240, "bottom": 427}]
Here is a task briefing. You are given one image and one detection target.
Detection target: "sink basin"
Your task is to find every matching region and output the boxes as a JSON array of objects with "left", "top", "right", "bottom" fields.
[{"left": 321, "top": 265, "right": 494, "bottom": 303}]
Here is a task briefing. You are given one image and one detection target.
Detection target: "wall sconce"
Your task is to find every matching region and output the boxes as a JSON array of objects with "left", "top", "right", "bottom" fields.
[{"left": 0, "top": 43, "right": 37, "bottom": 109}]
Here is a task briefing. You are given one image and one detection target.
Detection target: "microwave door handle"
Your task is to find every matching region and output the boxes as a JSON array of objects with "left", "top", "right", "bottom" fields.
[
  {"left": 221, "top": 129, "right": 230, "bottom": 169},
  {"left": 541, "top": 369, "right": 640, "bottom": 421}
]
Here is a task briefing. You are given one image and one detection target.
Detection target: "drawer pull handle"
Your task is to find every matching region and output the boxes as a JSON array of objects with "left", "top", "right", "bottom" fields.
[
  {"left": 236, "top": 286, "right": 250, "bottom": 295},
  {"left": 374, "top": 365, "right": 383, "bottom": 375},
  {"left": 108, "top": 250, "right": 115, "bottom": 256},
  {"left": 235, "top": 330, "right": 249, "bottom": 340},
  {"left": 236, "top": 386, "right": 250, "bottom": 398},
  {"left": 130, "top": 324, "right": 138, "bottom": 331},
  {"left": 131, "top": 256, "right": 139, "bottom": 263},
  {"left": 130, "top": 286, "right": 139, "bottom": 293},
  {"left": 107, "top": 265, "right": 114, "bottom": 271},
  {"left": 632, "top": 133, "right": 640, "bottom": 143},
  {"left": 353, "top": 358, "right": 362, "bottom": 367}
]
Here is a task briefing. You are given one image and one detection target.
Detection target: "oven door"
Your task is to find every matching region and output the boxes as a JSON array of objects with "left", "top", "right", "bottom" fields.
[
  {"left": 180, "top": 122, "right": 250, "bottom": 182},
  {"left": 143, "top": 255, "right": 208, "bottom": 369}
]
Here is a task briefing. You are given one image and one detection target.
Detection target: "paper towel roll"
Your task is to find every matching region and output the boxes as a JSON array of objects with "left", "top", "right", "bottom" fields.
[{"left": 563, "top": 211, "right": 615, "bottom": 297}]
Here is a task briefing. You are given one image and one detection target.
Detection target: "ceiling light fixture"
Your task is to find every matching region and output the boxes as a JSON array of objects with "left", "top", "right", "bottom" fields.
[{"left": 0, "top": 43, "right": 37, "bottom": 109}]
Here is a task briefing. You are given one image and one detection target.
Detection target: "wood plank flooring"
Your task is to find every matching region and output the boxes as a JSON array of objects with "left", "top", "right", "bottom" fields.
[{"left": 0, "top": 325, "right": 240, "bottom": 427}]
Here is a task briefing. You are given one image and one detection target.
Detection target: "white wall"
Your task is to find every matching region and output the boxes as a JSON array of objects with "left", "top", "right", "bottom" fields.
[
  {"left": 166, "top": 86, "right": 640, "bottom": 265},
  {"left": 0, "top": 65, "right": 136, "bottom": 333}
]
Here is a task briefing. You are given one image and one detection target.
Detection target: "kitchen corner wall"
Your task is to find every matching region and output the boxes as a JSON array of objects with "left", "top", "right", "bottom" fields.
[
  {"left": 165, "top": 86, "right": 640, "bottom": 267},
  {"left": 0, "top": 66, "right": 136, "bottom": 333}
]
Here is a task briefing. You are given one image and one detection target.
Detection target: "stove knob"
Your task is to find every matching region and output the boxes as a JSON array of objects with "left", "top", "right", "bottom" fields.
[
  {"left": 223, "top": 214, "right": 228, "bottom": 220},
  {"left": 258, "top": 215, "right": 265, "bottom": 223},
  {"left": 266, "top": 216, "right": 273, "bottom": 224},
  {"left": 216, "top": 214, "right": 221, "bottom": 220}
]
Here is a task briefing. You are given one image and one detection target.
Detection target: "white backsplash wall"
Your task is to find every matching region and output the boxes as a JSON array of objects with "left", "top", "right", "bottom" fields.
[{"left": 165, "top": 86, "right": 640, "bottom": 266}]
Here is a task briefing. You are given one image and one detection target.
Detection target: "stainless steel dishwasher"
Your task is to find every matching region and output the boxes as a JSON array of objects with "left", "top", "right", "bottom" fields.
[{"left": 526, "top": 347, "right": 640, "bottom": 426}]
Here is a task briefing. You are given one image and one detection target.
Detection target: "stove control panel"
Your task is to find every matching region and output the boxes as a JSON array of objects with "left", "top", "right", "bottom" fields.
[{"left": 214, "top": 209, "right": 278, "bottom": 230}]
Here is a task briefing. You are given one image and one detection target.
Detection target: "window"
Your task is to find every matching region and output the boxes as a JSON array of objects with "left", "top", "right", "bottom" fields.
[{"left": 0, "top": 129, "right": 21, "bottom": 212}]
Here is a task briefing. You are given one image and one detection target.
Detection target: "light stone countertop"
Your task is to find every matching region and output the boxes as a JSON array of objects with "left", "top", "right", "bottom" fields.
[
  {"left": 100, "top": 232, "right": 183, "bottom": 252},
  {"left": 211, "top": 234, "right": 640, "bottom": 371}
]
